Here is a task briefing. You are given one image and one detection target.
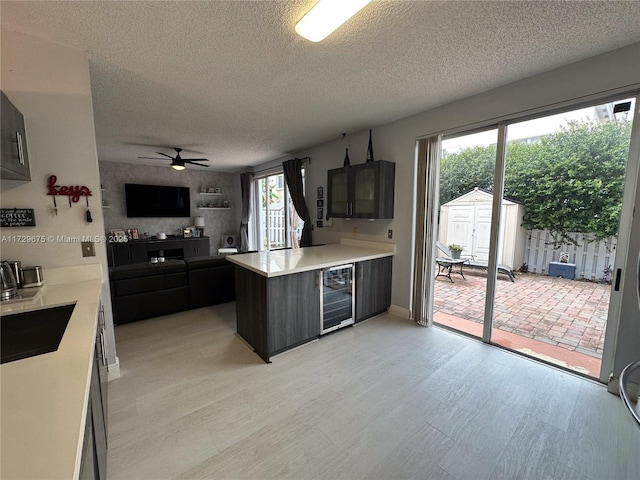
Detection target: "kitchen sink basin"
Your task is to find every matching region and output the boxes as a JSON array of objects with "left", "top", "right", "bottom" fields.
[{"left": 1, "top": 303, "right": 76, "bottom": 364}]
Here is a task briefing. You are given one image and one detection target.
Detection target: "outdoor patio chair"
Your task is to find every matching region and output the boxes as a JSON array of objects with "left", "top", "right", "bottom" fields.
[{"left": 435, "top": 240, "right": 515, "bottom": 282}]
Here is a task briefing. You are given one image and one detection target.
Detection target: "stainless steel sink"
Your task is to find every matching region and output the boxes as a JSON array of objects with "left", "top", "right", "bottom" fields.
[{"left": 1, "top": 303, "right": 76, "bottom": 364}]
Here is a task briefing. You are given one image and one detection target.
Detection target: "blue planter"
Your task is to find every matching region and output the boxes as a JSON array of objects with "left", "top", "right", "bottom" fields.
[{"left": 548, "top": 261, "right": 576, "bottom": 280}]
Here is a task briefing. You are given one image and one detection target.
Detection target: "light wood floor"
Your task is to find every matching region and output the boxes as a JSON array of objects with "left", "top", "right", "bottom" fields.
[{"left": 107, "top": 303, "right": 640, "bottom": 480}]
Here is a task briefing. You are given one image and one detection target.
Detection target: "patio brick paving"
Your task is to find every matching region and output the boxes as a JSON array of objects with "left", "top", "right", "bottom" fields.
[{"left": 433, "top": 269, "right": 610, "bottom": 358}]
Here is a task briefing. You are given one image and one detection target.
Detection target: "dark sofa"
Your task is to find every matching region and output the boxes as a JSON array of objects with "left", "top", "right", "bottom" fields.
[{"left": 110, "top": 257, "right": 235, "bottom": 324}]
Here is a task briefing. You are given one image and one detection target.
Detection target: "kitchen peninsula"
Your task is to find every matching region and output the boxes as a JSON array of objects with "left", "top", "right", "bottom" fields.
[{"left": 227, "top": 239, "right": 394, "bottom": 362}]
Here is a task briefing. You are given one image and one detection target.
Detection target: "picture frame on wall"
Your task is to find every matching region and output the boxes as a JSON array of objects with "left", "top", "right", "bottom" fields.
[
  {"left": 317, "top": 199, "right": 323, "bottom": 207},
  {"left": 317, "top": 208, "right": 323, "bottom": 220},
  {"left": 317, "top": 186, "right": 323, "bottom": 199}
]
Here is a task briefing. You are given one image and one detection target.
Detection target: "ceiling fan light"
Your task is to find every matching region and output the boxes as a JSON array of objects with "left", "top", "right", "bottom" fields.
[
  {"left": 295, "top": 0, "right": 372, "bottom": 42},
  {"left": 171, "top": 163, "right": 185, "bottom": 171}
]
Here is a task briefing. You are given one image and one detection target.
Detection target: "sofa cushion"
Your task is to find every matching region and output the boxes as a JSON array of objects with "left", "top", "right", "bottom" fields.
[
  {"left": 110, "top": 260, "right": 186, "bottom": 280},
  {"left": 111, "top": 260, "right": 188, "bottom": 297},
  {"left": 113, "top": 286, "right": 190, "bottom": 324}
]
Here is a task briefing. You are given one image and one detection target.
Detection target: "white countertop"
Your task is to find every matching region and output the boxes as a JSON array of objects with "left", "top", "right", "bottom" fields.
[
  {"left": 1, "top": 265, "right": 103, "bottom": 480},
  {"left": 226, "top": 239, "right": 395, "bottom": 277}
]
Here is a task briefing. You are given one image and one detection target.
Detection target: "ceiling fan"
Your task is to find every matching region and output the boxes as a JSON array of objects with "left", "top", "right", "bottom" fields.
[{"left": 138, "top": 147, "right": 209, "bottom": 170}]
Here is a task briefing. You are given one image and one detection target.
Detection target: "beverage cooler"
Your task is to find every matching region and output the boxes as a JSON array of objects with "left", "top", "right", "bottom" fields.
[{"left": 320, "top": 264, "right": 354, "bottom": 334}]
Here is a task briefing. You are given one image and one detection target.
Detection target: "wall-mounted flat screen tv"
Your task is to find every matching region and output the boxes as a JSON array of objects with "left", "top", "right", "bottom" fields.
[{"left": 125, "top": 183, "right": 190, "bottom": 218}]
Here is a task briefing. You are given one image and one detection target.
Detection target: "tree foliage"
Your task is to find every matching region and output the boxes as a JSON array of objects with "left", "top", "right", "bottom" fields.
[{"left": 440, "top": 120, "right": 632, "bottom": 243}]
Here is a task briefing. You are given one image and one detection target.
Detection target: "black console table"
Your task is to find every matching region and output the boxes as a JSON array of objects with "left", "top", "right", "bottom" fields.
[{"left": 108, "top": 237, "right": 210, "bottom": 266}]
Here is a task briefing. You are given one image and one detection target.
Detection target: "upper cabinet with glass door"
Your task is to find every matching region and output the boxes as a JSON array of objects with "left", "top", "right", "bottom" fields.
[{"left": 327, "top": 160, "right": 395, "bottom": 219}]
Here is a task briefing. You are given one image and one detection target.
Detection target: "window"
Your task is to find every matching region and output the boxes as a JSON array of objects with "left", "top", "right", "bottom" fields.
[{"left": 251, "top": 167, "right": 305, "bottom": 251}]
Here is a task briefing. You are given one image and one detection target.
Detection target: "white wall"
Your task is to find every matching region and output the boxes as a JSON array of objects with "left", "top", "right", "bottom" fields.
[{"left": 1, "top": 28, "right": 118, "bottom": 367}]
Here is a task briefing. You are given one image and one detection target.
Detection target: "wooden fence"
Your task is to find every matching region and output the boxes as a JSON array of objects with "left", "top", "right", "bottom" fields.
[
  {"left": 523, "top": 229, "right": 616, "bottom": 281},
  {"left": 268, "top": 207, "right": 286, "bottom": 248}
]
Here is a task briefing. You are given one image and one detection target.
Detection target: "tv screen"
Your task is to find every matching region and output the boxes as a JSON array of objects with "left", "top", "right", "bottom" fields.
[{"left": 125, "top": 183, "right": 190, "bottom": 218}]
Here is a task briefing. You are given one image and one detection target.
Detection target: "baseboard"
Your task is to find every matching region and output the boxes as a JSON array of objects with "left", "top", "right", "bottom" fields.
[
  {"left": 608, "top": 376, "right": 639, "bottom": 401},
  {"left": 107, "top": 356, "right": 121, "bottom": 381},
  {"left": 388, "top": 304, "right": 411, "bottom": 320}
]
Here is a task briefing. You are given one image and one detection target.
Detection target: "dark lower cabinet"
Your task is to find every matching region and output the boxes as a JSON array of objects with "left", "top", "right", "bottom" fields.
[
  {"left": 109, "top": 237, "right": 210, "bottom": 266},
  {"left": 234, "top": 255, "right": 393, "bottom": 363},
  {"left": 80, "top": 310, "right": 108, "bottom": 479},
  {"left": 355, "top": 256, "right": 393, "bottom": 322},
  {"left": 111, "top": 243, "right": 147, "bottom": 266},
  {"left": 235, "top": 266, "right": 320, "bottom": 362},
  {"left": 183, "top": 238, "right": 209, "bottom": 258}
]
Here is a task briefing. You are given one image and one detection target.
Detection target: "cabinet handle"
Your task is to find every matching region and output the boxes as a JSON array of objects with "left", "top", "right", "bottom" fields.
[
  {"left": 100, "top": 328, "right": 107, "bottom": 366},
  {"left": 16, "top": 132, "right": 25, "bottom": 165}
]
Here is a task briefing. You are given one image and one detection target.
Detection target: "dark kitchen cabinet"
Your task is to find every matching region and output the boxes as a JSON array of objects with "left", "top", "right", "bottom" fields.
[
  {"left": 327, "top": 160, "right": 395, "bottom": 219},
  {"left": 111, "top": 243, "right": 147, "bottom": 266},
  {"left": 80, "top": 306, "right": 108, "bottom": 480},
  {"left": 183, "top": 238, "right": 210, "bottom": 258},
  {"left": 355, "top": 256, "right": 393, "bottom": 322},
  {"left": 1, "top": 91, "right": 31, "bottom": 181},
  {"left": 234, "top": 266, "right": 320, "bottom": 362},
  {"left": 109, "top": 237, "right": 210, "bottom": 266}
]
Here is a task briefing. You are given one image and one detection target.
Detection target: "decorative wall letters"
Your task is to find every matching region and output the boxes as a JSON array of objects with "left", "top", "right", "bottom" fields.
[{"left": 46, "top": 175, "right": 92, "bottom": 202}]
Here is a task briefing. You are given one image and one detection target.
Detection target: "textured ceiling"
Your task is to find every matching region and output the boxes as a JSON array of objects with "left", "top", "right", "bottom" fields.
[{"left": 2, "top": 1, "right": 640, "bottom": 172}]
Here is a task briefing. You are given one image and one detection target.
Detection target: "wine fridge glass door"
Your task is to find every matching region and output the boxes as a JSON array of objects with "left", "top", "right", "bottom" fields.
[{"left": 320, "top": 264, "right": 355, "bottom": 334}]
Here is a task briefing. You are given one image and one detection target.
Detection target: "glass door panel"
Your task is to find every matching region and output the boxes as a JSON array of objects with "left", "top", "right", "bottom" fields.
[
  {"left": 329, "top": 169, "right": 348, "bottom": 216},
  {"left": 492, "top": 98, "right": 635, "bottom": 378},
  {"left": 255, "top": 173, "right": 287, "bottom": 251},
  {"left": 353, "top": 166, "right": 375, "bottom": 216},
  {"left": 433, "top": 128, "right": 498, "bottom": 339}
]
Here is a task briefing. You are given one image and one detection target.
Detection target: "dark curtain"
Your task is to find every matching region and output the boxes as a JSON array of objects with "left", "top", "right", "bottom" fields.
[
  {"left": 239, "top": 172, "right": 253, "bottom": 251},
  {"left": 282, "top": 158, "right": 312, "bottom": 247}
]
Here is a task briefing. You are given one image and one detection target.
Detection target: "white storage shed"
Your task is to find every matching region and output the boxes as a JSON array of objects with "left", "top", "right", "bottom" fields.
[{"left": 438, "top": 188, "right": 527, "bottom": 269}]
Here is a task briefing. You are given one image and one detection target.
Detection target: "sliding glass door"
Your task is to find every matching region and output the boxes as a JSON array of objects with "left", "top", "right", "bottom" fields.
[
  {"left": 432, "top": 95, "right": 639, "bottom": 380},
  {"left": 433, "top": 128, "right": 498, "bottom": 339},
  {"left": 252, "top": 170, "right": 305, "bottom": 251}
]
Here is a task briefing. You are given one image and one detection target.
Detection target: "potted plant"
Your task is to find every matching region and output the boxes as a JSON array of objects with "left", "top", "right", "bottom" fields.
[{"left": 448, "top": 244, "right": 463, "bottom": 259}]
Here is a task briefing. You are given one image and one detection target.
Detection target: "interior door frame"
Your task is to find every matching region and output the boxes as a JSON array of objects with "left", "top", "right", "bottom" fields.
[{"left": 600, "top": 93, "right": 640, "bottom": 383}]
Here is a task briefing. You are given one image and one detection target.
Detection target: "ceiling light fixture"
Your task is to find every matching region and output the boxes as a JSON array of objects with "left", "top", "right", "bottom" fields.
[
  {"left": 171, "top": 160, "right": 186, "bottom": 171},
  {"left": 295, "top": 0, "right": 372, "bottom": 42}
]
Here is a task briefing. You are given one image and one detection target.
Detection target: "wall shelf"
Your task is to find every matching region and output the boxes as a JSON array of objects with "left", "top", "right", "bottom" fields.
[
  {"left": 199, "top": 192, "right": 221, "bottom": 196},
  {"left": 198, "top": 207, "right": 230, "bottom": 210}
]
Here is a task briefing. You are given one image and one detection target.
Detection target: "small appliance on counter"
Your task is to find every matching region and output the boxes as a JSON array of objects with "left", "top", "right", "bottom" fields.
[
  {"left": 21, "top": 266, "right": 44, "bottom": 288},
  {"left": 6, "top": 261, "right": 22, "bottom": 288},
  {"left": 1, "top": 261, "right": 19, "bottom": 300}
]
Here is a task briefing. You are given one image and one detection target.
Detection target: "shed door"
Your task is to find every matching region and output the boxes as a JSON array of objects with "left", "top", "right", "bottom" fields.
[
  {"left": 447, "top": 206, "right": 474, "bottom": 254},
  {"left": 472, "top": 205, "right": 492, "bottom": 261},
  {"left": 447, "top": 204, "right": 492, "bottom": 261}
]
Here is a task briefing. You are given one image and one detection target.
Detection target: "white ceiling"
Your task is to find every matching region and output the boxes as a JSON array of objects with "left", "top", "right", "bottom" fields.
[{"left": 2, "top": 1, "right": 640, "bottom": 172}]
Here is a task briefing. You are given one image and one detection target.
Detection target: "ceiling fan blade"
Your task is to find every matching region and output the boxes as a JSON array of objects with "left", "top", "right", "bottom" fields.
[
  {"left": 184, "top": 158, "right": 209, "bottom": 162},
  {"left": 185, "top": 161, "right": 209, "bottom": 167},
  {"left": 156, "top": 152, "right": 175, "bottom": 159},
  {"left": 138, "top": 156, "right": 169, "bottom": 160}
]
